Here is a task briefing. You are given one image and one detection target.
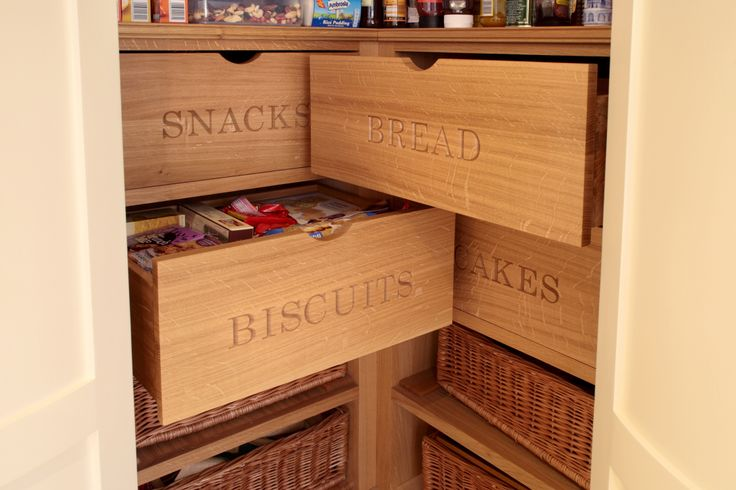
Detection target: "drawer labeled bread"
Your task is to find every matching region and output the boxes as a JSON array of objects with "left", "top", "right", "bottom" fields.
[
  {"left": 120, "top": 52, "right": 310, "bottom": 197},
  {"left": 311, "top": 55, "right": 599, "bottom": 247},
  {"left": 453, "top": 216, "right": 601, "bottom": 383},
  {"left": 129, "top": 188, "right": 454, "bottom": 424}
]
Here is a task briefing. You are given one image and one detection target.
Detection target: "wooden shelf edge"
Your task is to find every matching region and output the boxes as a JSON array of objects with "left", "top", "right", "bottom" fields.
[
  {"left": 118, "top": 24, "right": 610, "bottom": 57},
  {"left": 125, "top": 167, "right": 318, "bottom": 207},
  {"left": 453, "top": 310, "right": 596, "bottom": 384},
  {"left": 392, "top": 370, "right": 580, "bottom": 490},
  {"left": 137, "top": 375, "right": 358, "bottom": 484},
  {"left": 118, "top": 24, "right": 377, "bottom": 51}
]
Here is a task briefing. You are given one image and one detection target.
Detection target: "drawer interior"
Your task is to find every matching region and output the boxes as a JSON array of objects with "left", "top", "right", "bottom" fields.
[{"left": 127, "top": 182, "right": 455, "bottom": 424}]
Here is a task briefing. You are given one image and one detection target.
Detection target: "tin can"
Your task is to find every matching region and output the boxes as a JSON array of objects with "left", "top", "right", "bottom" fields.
[{"left": 506, "top": 0, "right": 531, "bottom": 26}]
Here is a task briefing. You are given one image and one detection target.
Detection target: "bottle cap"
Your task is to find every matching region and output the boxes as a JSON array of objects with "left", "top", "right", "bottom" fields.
[
  {"left": 443, "top": 14, "right": 472, "bottom": 28},
  {"left": 419, "top": 15, "right": 443, "bottom": 27}
]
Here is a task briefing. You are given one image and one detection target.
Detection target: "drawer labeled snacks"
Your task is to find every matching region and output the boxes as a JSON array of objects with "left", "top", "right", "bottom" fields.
[
  {"left": 437, "top": 325, "right": 594, "bottom": 489},
  {"left": 453, "top": 217, "right": 601, "bottom": 383},
  {"left": 311, "top": 56, "right": 599, "bottom": 247},
  {"left": 120, "top": 52, "right": 310, "bottom": 200},
  {"left": 423, "top": 433, "right": 527, "bottom": 490},
  {"left": 129, "top": 187, "right": 454, "bottom": 424}
]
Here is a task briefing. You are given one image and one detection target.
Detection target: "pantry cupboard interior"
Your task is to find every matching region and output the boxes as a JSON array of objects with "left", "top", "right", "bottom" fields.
[
  {"left": 117, "top": 25, "right": 609, "bottom": 490},
  {"left": 7, "top": 5, "right": 733, "bottom": 489}
]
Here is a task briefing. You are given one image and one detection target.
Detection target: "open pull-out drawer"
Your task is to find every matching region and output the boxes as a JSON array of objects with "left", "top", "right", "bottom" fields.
[
  {"left": 120, "top": 52, "right": 312, "bottom": 205},
  {"left": 129, "top": 190, "right": 454, "bottom": 425},
  {"left": 310, "top": 55, "right": 600, "bottom": 247}
]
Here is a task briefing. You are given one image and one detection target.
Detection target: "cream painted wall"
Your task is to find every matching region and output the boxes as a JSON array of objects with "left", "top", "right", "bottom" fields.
[
  {"left": 0, "top": 0, "right": 136, "bottom": 488},
  {"left": 592, "top": 2, "right": 736, "bottom": 489}
]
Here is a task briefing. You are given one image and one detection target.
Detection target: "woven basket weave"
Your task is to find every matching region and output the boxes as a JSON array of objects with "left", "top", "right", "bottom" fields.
[
  {"left": 167, "top": 409, "right": 349, "bottom": 489},
  {"left": 135, "top": 364, "right": 347, "bottom": 448},
  {"left": 423, "top": 433, "right": 525, "bottom": 490},
  {"left": 437, "top": 325, "right": 594, "bottom": 489}
]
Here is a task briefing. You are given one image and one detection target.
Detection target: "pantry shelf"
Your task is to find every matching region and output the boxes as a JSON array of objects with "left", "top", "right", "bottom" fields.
[
  {"left": 136, "top": 375, "right": 358, "bottom": 485},
  {"left": 380, "top": 26, "right": 611, "bottom": 56},
  {"left": 118, "top": 23, "right": 375, "bottom": 51},
  {"left": 118, "top": 24, "right": 610, "bottom": 57},
  {"left": 392, "top": 370, "right": 580, "bottom": 490}
]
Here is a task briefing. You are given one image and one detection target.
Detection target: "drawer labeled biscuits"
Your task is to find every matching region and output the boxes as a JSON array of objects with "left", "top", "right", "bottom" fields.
[
  {"left": 128, "top": 187, "right": 454, "bottom": 424},
  {"left": 311, "top": 55, "right": 601, "bottom": 247}
]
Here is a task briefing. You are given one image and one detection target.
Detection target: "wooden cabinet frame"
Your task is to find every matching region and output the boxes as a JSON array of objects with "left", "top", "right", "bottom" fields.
[{"left": 119, "top": 25, "right": 610, "bottom": 489}]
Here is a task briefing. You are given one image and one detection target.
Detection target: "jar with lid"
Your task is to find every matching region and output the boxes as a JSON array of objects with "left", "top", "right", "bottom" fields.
[
  {"left": 532, "top": 0, "right": 569, "bottom": 26},
  {"left": 443, "top": 0, "right": 473, "bottom": 27},
  {"left": 475, "top": 0, "right": 506, "bottom": 27}
]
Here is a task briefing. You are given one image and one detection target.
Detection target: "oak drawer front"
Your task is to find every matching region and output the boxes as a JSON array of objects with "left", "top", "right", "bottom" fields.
[
  {"left": 130, "top": 207, "right": 454, "bottom": 424},
  {"left": 310, "top": 56, "right": 598, "bottom": 247},
  {"left": 121, "top": 52, "right": 310, "bottom": 191},
  {"left": 453, "top": 216, "right": 601, "bottom": 383}
]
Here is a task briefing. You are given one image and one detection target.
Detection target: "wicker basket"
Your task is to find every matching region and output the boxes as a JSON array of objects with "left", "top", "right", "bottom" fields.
[
  {"left": 437, "top": 325, "right": 594, "bottom": 489},
  {"left": 167, "top": 409, "right": 349, "bottom": 489},
  {"left": 423, "top": 433, "right": 526, "bottom": 490},
  {"left": 135, "top": 364, "right": 347, "bottom": 448}
]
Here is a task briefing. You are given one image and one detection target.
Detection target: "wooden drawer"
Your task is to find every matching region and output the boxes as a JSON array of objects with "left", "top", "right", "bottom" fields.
[
  {"left": 120, "top": 52, "right": 311, "bottom": 203},
  {"left": 130, "top": 204, "right": 454, "bottom": 424},
  {"left": 453, "top": 216, "right": 601, "bottom": 383},
  {"left": 310, "top": 55, "right": 600, "bottom": 247}
]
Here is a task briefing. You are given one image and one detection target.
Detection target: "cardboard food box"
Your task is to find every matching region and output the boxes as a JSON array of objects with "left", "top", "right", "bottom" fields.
[
  {"left": 152, "top": 0, "right": 189, "bottom": 22},
  {"left": 188, "top": 0, "right": 302, "bottom": 25},
  {"left": 120, "top": 0, "right": 151, "bottom": 22}
]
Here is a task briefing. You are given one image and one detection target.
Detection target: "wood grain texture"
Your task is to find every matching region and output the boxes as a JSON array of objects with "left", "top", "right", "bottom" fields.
[
  {"left": 137, "top": 375, "right": 357, "bottom": 484},
  {"left": 118, "top": 24, "right": 373, "bottom": 52},
  {"left": 348, "top": 354, "right": 378, "bottom": 490},
  {"left": 125, "top": 167, "right": 318, "bottom": 207},
  {"left": 592, "top": 94, "right": 608, "bottom": 228},
  {"left": 311, "top": 55, "right": 598, "bottom": 247},
  {"left": 376, "top": 335, "right": 437, "bottom": 489},
  {"left": 117, "top": 25, "right": 610, "bottom": 57},
  {"left": 453, "top": 217, "right": 601, "bottom": 383},
  {"left": 378, "top": 26, "right": 611, "bottom": 57},
  {"left": 121, "top": 52, "right": 310, "bottom": 191},
  {"left": 131, "top": 207, "right": 454, "bottom": 424},
  {"left": 394, "top": 370, "right": 580, "bottom": 490}
]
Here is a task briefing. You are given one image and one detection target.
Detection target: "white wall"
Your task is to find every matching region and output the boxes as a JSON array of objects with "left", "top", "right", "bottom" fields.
[
  {"left": 593, "top": 2, "right": 736, "bottom": 488},
  {"left": 0, "top": 1, "right": 136, "bottom": 488}
]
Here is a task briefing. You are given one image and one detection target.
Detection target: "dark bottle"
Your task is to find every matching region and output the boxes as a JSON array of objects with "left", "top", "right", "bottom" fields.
[
  {"left": 360, "top": 0, "right": 384, "bottom": 27},
  {"left": 383, "top": 0, "right": 408, "bottom": 26},
  {"left": 570, "top": 0, "right": 583, "bottom": 25},
  {"left": 417, "top": 0, "right": 443, "bottom": 27},
  {"left": 407, "top": 0, "right": 420, "bottom": 27},
  {"left": 532, "top": 0, "right": 570, "bottom": 26}
]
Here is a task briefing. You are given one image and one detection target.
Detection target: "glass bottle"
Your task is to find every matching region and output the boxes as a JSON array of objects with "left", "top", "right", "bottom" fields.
[
  {"left": 570, "top": 0, "right": 583, "bottom": 25},
  {"left": 475, "top": 0, "right": 506, "bottom": 27},
  {"left": 407, "top": 0, "right": 421, "bottom": 27},
  {"left": 360, "top": 0, "right": 384, "bottom": 26},
  {"left": 384, "top": 0, "right": 408, "bottom": 26},
  {"left": 417, "top": 0, "right": 443, "bottom": 27},
  {"left": 532, "top": 0, "right": 570, "bottom": 26}
]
